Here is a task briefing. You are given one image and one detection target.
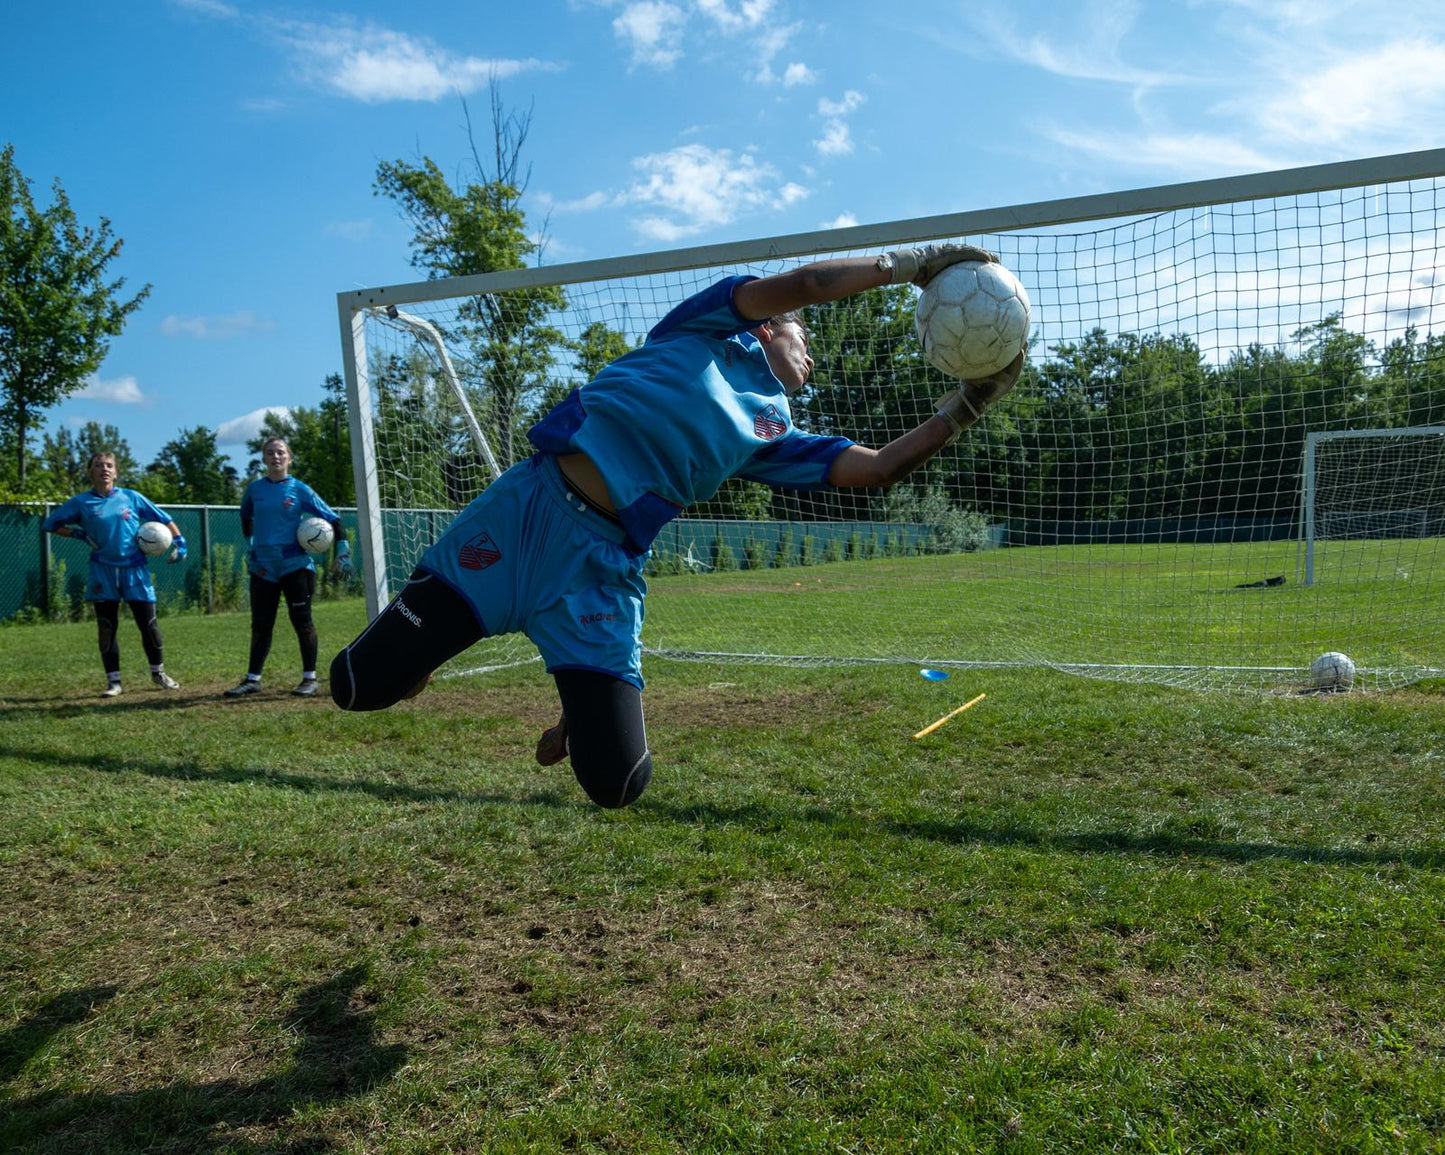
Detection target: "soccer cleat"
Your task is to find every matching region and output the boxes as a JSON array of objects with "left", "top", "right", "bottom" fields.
[
  {"left": 292, "top": 678, "right": 319, "bottom": 697},
  {"left": 101, "top": 683, "right": 123, "bottom": 698},
  {"left": 535, "top": 715, "right": 570, "bottom": 766},
  {"left": 152, "top": 671, "right": 180, "bottom": 690},
  {"left": 224, "top": 678, "right": 262, "bottom": 698}
]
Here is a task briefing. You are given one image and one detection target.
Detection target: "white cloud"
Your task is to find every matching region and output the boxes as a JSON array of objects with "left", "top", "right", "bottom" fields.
[
  {"left": 612, "top": 2, "right": 687, "bottom": 69},
  {"left": 820, "top": 212, "right": 858, "bottom": 229},
  {"left": 817, "top": 90, "right": 864, "bottom": 117},
  {"left": 168, "top": 0, "right": 237, "bottom": 18},
  {"left": 273, "top": 18, "right": 558, "bottom": 102},
  {"left": 1043, "top": 126, "right": 1289, "bottom": 175},
  {"left": 1251, "top": 39, "right": 1445, "bottom": 151},
  {"left": 781, "top": 62, "right": 816, "bottom": 86},
  {"left": 326, "top": 219, "right": 374, "bottom": 242},
  {"left": 77, "top": 375, "right": 148, "bottom": 405},
  {"left": 695, "top": 0, "right": 776, "bottom": 33},
  {"left": 814, "top": 89, "right": 865, "bottom": 157},
  {"left": 622, "top": 143, "right": 809, "bottom": 239},
  {"left": 814, "top": 121, "right": 853, "bottom": 157},
  {"left": 216, "top": 407, "right": 294, "bottom": 446},
  {"left": 159, "top": 311, "right": 276, "bottom": 340}
]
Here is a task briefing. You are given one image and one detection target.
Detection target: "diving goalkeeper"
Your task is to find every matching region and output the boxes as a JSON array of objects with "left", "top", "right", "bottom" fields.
[{"left": 330, "top": 246, "right": 1024, "bottom": 808}]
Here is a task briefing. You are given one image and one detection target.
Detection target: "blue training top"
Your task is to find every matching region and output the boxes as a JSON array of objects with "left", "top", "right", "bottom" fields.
[
  {"left": 527, "top": 274, "right": 853, "bottom": 553},
  {"left": 240, "top": 476, "right": 339, "bottom": 580},
  {"left": 42, "top": 488, "right": 171, "bottom": 565}
]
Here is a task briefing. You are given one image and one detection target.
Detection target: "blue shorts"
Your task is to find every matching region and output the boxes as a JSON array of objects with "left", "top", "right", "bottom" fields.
[
  {"left": 86, "top": 559, "right": 156, "bottom": 603},
  {"left": 417, "top": 455, "right": 647, "bottom": 688}
]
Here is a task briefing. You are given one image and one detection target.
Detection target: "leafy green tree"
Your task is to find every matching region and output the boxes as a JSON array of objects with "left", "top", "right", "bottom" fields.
[
  {"left": 245, "top": 374, "right": 353, "bottom": 503},
  {"left": 145, "top": 426, "right": 239, "bottom": 504},
  {"left": 374, "top": 89, "right": 565, "bottom": 471},
  {"left": 0, "top": 144, "right": 150, "bottom": 489},
  {"left": 39, "top": 422, "right": 139, "bottom": 492}
]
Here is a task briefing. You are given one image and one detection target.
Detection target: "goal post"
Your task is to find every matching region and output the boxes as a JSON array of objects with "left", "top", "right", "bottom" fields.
[
  {"left": 1301, "top": 427, "right": 1445, "bottom": 586},
  {"left": 337, "top": 148, "right": 1445, "bottom": 690}
]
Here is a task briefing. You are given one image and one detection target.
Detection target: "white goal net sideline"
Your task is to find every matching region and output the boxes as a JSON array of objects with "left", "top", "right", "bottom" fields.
[{"left": 338, "top": 149, "right": 1445, "bottom": 692}]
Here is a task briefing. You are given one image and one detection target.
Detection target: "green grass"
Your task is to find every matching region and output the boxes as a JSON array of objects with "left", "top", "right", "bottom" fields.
[
  {"left": 2, "top": 600, "right": 1443, "bottom": 1152},
  {"left": 636, "top": 537, "right": 1445, "bottom": 689}
]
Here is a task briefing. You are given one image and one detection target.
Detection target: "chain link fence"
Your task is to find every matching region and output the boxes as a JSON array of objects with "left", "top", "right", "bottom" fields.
[{"left": 0, "top": 503, "right": 362, "bottom": 624}]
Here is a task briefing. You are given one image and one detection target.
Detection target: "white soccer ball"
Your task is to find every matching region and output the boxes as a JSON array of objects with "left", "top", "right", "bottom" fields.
[
  {"left": 297, "top": 516, "right": 334, "bottom": 554},
  {"left": 1310, "top": 651, "right": 1356, "bottom": 691},
  {"left": 915, "top": 260, "right": 1032, "bottom": 380},
  {"left": 136, "top": 521, "right": 173, "bottom": 557}
]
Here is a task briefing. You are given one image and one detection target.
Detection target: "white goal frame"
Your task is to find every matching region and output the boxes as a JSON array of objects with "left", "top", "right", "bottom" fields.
[
  {"left": 1301, "top": 426, "right": 1445, "bottom": 585},
  {"left": 338, "top": 148, "right": 1445, "bottom": 689}
]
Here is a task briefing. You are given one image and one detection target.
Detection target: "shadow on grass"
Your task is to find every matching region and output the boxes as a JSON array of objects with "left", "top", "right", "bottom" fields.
[
  {"left": 0, "top": 966, "right": 404, "bottom": 1154},
  {"left": 0, "top": 743, "right": 571, "bottom": 811},
  {"left": 5, "top": 742, "right": 1441, "bottom": 872}
]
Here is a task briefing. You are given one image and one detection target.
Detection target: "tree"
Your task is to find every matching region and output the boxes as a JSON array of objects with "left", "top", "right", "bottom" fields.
[
  {"left": 374, "top": 87, "right": 566, "bottom": 471},
  {"left": 245, "top": 374, "right": 353, "bottom": 503},
  {"left": 39, "top": 421, "right": 139, "bottom": 491},
  {"left": 146, "top": 426, "right": 239, "bottom": 504},
  {"left": 0, "top": 144, "right": 150, "bottom": 489}
]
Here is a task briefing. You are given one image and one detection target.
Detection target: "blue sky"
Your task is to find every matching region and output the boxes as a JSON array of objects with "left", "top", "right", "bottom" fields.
[{"left": 4, "top": 0, "right": 1443, "bottom": 472}]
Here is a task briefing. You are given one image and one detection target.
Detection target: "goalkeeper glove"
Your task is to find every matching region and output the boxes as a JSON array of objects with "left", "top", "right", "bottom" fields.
[
  {"left": 335, "top": 539, "right": 353, "bottom": 581},
  {"left": 877, "top": 243, "right": 999, "bottom": 287},
  {"left": 168, "top": 535, "right": 188, "bottom": 564},
  {"left": 935, "top": 351, "right": 1026, "bottom": 441}
]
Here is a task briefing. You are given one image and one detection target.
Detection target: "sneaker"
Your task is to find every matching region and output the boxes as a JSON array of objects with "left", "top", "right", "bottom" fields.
[
  {"left": 535, "top": 715, "right": 570, "bottom": 766},
  {"left": 224, "top": 678, "right": 262, "bottom": 698},
  {"left": 292, "top": 678, "right": 319, "bottom": 697},
  {"left": 101, "top": 683, "right": 123, "bottom": 698},
  {"left": 152, "top": 671, "right": 180, "bottom": 690}
]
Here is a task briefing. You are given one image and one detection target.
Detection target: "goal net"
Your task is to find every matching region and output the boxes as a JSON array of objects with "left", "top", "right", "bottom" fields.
[{"left": 339, "top": 150, "right": 1445, "bottom": 691}]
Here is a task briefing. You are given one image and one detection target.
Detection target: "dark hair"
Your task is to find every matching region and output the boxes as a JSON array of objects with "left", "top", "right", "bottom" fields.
[
  {"left": 771, "top": 309, "right": 808, "bottom": 338},
  {"left": 86, "top": 451, "right": 116, "bottom": 471},
  {"left": 262, "top": 437, "right": 291, "bottom": 454}
]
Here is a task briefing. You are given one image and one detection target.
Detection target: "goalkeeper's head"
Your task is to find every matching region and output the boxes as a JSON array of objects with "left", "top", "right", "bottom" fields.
[{"left": 752, "top": 310, "right": 813, "bottom": 394}]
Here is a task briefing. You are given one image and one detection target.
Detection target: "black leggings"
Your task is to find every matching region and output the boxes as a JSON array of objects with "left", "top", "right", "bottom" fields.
[
  {"left": 94, "top": 600, "right": 163, "bottom": 675},
  {"left": 329, "top": 569, "right": 652, "bottom": 809},
  {"left": 248, "top": 570, "right": 317, "bottom": 676}
]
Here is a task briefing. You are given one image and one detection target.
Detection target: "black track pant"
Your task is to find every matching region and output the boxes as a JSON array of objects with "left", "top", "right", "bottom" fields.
[
  {"left": 329, "top": 569, "right": 652, "bottom": 809},
  {"left": 248, "top": 570, "right": 317, "bottom": 676},
  {"left": 94, "top": 600, "right": 163, "bottom": 675}
]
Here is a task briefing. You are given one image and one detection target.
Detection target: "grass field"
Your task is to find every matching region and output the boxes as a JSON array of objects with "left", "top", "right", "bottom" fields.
[{"left": 2, "top": 599, "right": 1443, "bottom": 1152}]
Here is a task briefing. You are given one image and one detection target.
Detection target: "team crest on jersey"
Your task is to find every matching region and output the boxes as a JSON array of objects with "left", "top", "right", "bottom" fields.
[
  {"left": 459, "top": 531, "right": 502, "bottom": 571},
  {"left": 754, "top": 404, "right": 786, "bottom": 440},
  {"left": 121, "top": 508, "right": 133, "bottom": 521},
  {"left": 282, "top": 497, "right": 295, "bottom": 510}
]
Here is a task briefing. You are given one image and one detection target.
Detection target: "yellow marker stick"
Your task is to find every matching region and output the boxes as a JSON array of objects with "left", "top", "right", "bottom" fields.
[{"left": 912, "top": 692, "right": 987, "bottom": 740}]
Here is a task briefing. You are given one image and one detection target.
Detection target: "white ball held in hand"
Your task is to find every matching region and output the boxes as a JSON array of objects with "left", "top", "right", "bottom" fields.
[
  {"left": 136, "top": 521, "right": 174, "bottom": 557},
  {"left": 916, "top": 260, "right": 1031, "bottom": 380},
  {"left": 297, "top": 516, "right": 334, "bottom": 554}
]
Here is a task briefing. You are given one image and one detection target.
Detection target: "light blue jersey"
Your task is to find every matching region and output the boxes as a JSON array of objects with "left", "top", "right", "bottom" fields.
[
  {"left": 42, "top": 487, "right": 171, "bottom": 603},
  {"left": 240, "top": 476, "right": 339, "bottom": 581},
  {"left": 528, "top": 274, "right": 853, "bottom": 554}
]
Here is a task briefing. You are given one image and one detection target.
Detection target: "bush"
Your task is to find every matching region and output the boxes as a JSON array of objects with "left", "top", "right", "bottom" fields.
[
  {"left": 744, "top": 537, "right": 768, "bottom": 571},
  {"left": 824, "top": 536, "right": 845, "bottom": 563},
  {"left": 884, "top": 485, "right": 993, "bottom": 554},
  {"left": 774, "top": 528, "right": 794, "bottom": 568},
  {"left": 713, "top": 540, "right": 738, "bottom": 571},
  {"left": 800, "top": 535, "right": 817, "bottom": 566}
]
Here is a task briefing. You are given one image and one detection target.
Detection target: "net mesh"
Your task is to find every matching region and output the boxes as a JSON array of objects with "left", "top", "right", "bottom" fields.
[{"left": 351, "top": 173, "right": 1445, "bottom": 691}]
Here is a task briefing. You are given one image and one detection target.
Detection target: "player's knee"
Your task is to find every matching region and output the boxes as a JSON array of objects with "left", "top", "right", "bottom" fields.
[{"left": 572, "top": 749, "right": 652, "bottom": 809}]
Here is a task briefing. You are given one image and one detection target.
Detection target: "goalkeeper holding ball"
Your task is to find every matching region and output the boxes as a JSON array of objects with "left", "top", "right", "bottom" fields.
[
  {"left": 224, "top": 437, "right": 351, "bottom": 698},
  {"left": 330, "top": 247, "right": 1024, "bottom": 807},
  {"left": 42, "top": 451, "right": 186, "bottom": 697}
]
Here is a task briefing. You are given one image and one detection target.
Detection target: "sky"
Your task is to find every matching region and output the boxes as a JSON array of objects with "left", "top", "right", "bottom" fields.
[{"left": 4, "top": 0, "right": 1445, "bottom": 473}]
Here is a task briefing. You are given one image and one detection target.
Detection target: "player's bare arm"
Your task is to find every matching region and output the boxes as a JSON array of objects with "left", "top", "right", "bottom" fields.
[{"left": 732, "top": 244, "right": 1001, "bottom": 321}]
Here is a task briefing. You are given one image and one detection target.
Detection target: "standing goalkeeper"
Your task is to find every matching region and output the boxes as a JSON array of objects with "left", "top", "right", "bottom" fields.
[
  {"left": 330, "top": 246, "right": 1024, "bottom": 807},
  {"left": 42, "top": 451, "right": 186, "bottom": 697}
]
